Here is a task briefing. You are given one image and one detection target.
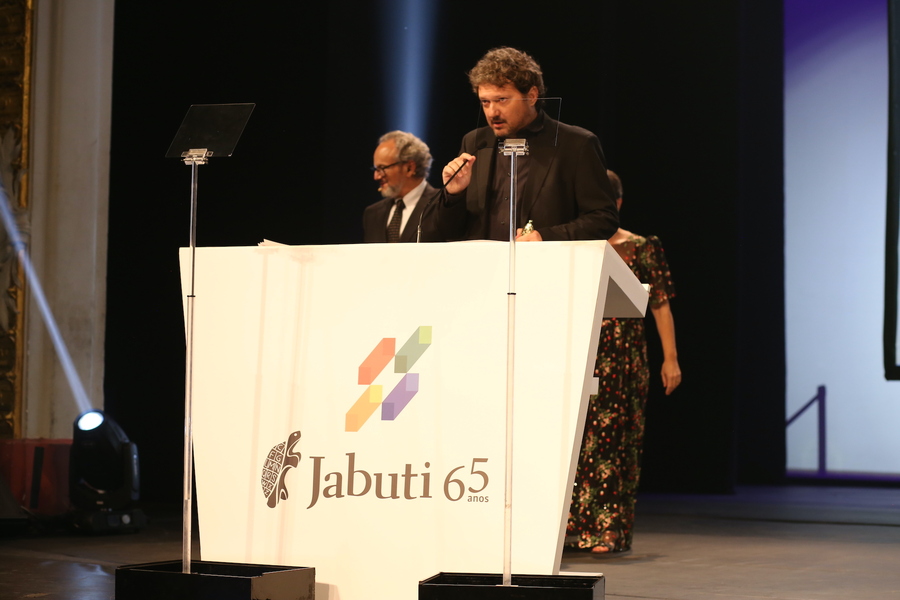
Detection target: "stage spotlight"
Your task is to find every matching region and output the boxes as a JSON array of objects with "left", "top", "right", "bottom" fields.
[{"left": 69, "top": 409, "right": 146, "bottom": 533}]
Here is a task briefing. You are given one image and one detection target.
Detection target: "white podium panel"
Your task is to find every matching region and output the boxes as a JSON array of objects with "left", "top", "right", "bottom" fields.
[{"left": 179, "top": 240, "right": 646, "bottom": 600}]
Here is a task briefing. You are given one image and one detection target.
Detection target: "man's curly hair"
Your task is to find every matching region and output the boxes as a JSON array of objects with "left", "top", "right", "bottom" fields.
[{"left": 467, "top": 47, "right": 546, "bottom": 97}]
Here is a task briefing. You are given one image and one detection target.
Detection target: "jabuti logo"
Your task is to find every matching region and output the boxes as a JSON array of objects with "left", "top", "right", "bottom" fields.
[
  {"left": 346, "top": 326, "right": 432, "bottom": 432},
  {"left": 260, "top": 327, "right": 434, "bottom": 509},
  {"left": 261, "top": 430, "right": 302, "bottom": 508}
]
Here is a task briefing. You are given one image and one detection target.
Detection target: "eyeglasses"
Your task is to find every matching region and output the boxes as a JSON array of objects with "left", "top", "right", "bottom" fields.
[{"left": 371, "top": 161, "right": 404, "bottom": 175}]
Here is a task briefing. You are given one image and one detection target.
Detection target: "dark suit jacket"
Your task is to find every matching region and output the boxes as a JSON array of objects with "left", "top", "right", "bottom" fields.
[
  {"left": 434, "top": 114, "right": 619, "bottom": 241},
  {"left": 363, "top": 182, "right": 442, "bottom": 243}
]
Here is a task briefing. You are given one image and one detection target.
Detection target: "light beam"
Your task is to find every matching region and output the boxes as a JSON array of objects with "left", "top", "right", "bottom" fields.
[
  {"left": 0, "top": 180, "right": 93, "bottom": 416},
  {"left": 380, "top": 0, "right": 437, "bottom": 138}
]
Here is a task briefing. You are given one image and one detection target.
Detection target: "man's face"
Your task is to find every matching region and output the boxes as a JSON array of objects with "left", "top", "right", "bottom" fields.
[
  {"left": 372, "top": 140, "right": 411, "bottom": 199},
  {"left": 478, "top": 83, "right": 539, "bottom": 138}
]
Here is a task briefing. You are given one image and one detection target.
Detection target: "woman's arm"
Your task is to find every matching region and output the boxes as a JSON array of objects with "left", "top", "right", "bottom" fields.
[{"left": 650, "top": 300, "right": 681, "bottom": 395}]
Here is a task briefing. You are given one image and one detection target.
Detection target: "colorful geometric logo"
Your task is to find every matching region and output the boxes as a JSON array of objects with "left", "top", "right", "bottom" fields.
[{"left": 346, "top": 326, "right": 432, "bottom": 432}]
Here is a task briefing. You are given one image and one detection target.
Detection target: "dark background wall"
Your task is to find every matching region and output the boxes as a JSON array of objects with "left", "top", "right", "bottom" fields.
[{"left": 105, "top": 0, "right": 784, "bottom": 502}]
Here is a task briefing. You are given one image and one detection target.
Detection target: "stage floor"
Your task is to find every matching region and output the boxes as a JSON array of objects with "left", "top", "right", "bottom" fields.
[{"left": 2, "top": 485, "right": 899, "bottom": 599}]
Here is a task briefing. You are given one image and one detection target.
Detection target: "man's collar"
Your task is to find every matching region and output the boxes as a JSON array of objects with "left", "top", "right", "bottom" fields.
[
  {"left": 518, "top": 110, "right": 545, "bottom": 138},
  {"left": 398, "top": 178, "right": 427, "bottom": 207}
]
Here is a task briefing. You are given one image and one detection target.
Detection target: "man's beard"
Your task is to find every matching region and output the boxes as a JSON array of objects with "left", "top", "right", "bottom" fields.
[{"left": 380, "top": 182, "right": 401, "bottom": 199}]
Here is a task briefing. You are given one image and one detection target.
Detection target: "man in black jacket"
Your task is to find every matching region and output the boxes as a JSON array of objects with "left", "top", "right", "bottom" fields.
[
  {"left": 364, "top": 130, "right": 441, "bottom": 243},
  {"left": 436, "top": 47, "right": 619, "bottom": 242}
]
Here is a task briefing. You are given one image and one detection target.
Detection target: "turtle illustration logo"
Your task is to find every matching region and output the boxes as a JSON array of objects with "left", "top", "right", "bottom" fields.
[{"left": 261, "top": 430, "right": 302, "bottom": 508}]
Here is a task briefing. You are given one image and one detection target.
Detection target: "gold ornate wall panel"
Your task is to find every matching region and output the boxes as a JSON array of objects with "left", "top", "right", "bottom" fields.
[{"left": 0, "top": 0, "right": 32, "bottom": 439}]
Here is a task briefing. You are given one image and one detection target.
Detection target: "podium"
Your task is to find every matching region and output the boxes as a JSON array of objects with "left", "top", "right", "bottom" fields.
[{"left": 179, "top": 240, "right": 647, "bottom": 600}]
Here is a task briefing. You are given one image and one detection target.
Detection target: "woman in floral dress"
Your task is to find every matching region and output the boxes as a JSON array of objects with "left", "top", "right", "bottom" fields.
[{"left": 567, "top": 170, "right": 682, "bottom": 554}]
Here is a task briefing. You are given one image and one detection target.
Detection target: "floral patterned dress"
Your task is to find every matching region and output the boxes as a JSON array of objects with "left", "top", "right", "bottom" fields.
[{"left": 567, "top": 234, "right": 675, "bottom": 552}]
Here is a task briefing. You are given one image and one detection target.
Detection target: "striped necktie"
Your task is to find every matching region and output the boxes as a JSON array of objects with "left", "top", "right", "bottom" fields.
[{"left": 386, "top": 198, "right": 405, "bottom": 243}]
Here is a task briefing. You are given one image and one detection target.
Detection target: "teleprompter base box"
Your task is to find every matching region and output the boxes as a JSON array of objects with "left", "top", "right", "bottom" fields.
[
  {"left": 419, "top": 572, "right": 604, "bottom": 600},
  {"left": 115, "top": 559, "right": 314, "bottom": 600}
]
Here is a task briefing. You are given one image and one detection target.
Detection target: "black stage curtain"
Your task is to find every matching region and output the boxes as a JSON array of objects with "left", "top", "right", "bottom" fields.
[{"left": 106, "top": 0, "right": 784, "bottom": 502}]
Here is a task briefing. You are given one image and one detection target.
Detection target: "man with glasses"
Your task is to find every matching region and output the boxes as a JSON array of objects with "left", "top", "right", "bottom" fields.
[{"left": 364, "top": 130, "right": 442, "bottom": 243}]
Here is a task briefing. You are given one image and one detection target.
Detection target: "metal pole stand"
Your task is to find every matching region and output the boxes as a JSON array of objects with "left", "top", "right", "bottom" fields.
[
  {"left": 501, "top": 138, "right": 528, "bottom": 587},
  {"left": 180, "top": 147, "right": 210, "bottom": 573},
  {"left": 116, "top": 103, "right": 314, "bottom": 600}
]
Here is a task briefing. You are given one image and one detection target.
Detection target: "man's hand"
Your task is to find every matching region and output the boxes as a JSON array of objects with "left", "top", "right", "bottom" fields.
[
  {"left": 442, "top": 153, "right": 475, "bottom": 194},
  {"left": 515, "top": 228, "right": 543, "bottom": 241}
]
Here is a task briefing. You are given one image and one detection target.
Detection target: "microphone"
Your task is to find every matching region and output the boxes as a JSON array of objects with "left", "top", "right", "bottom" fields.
[
  {"left": 416, "top": 153, "right": 478, "bottom": 243},
  {"left": 441, "top": 156, "right": 471, "bottom": 189}
]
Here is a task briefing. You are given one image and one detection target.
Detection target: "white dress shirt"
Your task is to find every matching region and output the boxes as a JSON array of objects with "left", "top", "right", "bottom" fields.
[{"left": 386, "top": 179, "right": 427, "bottom": 236}]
